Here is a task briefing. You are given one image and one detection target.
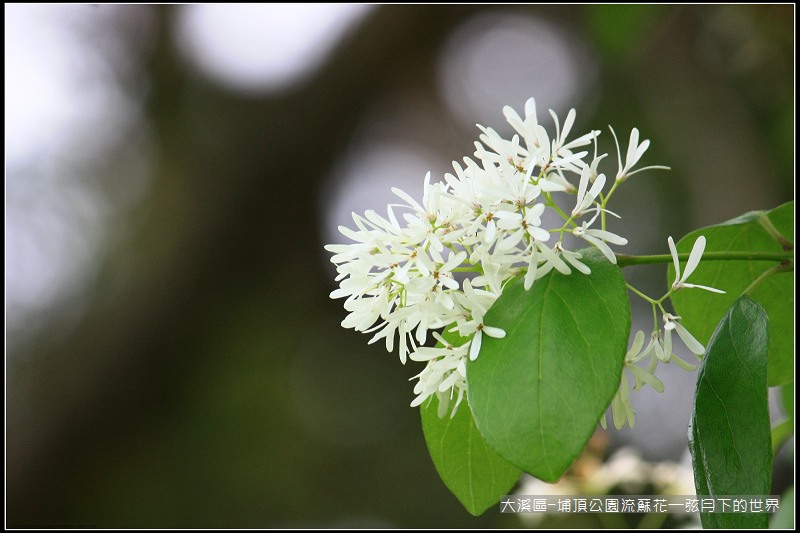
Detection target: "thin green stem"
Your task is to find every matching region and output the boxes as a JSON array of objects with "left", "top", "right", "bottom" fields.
[
  {"left": 650, "top": 302, "right": 659, "bottom": 331},
  {"left": 543, "top": 192, "right": 572, "bottom": 223},
  {"left": 626, "top": 282, "right": 656, "bottom": 304},
  {"left": 616, "top": 251, "right": 793, "bottom": 268},
  {"left": 599, "top": 179, "right": 622, "bottom": 233},
  {"left": 743, "top": 261, "right": 794, "bottom": 296},
  {"left": 598, "top": 192, "right": 607, "bottom": 233}
]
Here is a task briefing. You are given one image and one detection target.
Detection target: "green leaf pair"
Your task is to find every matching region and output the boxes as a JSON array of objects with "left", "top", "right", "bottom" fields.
[
  {"left": 422, "top": 249, "right": 630, "bottom": 515},
  {"left": 675, "top": 202, "right": 793, "bottom": 529}
]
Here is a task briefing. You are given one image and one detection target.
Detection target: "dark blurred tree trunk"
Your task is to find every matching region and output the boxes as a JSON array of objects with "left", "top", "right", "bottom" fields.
[{"left": 7, "top": 4, "right": 500, "bottom": 526}]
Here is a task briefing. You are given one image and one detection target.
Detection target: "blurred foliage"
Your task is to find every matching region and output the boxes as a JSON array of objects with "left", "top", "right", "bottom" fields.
[{"left": 7, "top": 4, "right": 793, "bottom": 528}]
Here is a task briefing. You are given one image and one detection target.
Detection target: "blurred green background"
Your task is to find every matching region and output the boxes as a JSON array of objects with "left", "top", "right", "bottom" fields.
[{"left": 6, "top": 4, "right": 793, "bottom": 528}]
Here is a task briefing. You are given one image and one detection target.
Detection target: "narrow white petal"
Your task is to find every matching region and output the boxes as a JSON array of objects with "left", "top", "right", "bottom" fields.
[
  {"left": 524, "top": 97, "right": 537, "bottom": 122},
  {"left": 529, "top": 202, "right": 546, "bottom": 217},
  {"left": 668, "top": 236, "right": 681, "bottom": 285},
  {"left": 549, "top": 109, "right": 562, "bottom": 145},
  {"left": 674, "top": 322, "right": 706, "bottom": 356},
  {"left": 581, "top": 233, "right": 617, "bottom": 263},
  {"left": 528, "top": 226, "right": 551, "bottom": 242},
  {"left": 630, "top": 335, "right": 656, "bottom": 364},
  {"left": 552, "top": 255, "right": 572, "bottom": 275},
  {"left": 409, "top": 348, "right": 443, "bottom": 362},
  {"left": 626, "top": 330, "right": 646, "bottom": 360},
  {"left": 391, "top": 187, "right": 424, "bottom": 213},
  {"left": 573, "top": 166, "right": 590, "bottom": 214},
  {"left": 654, "top": 333, "right": 667, "bottom": 362},
  {"left": 683, "top": 236, "right": 707, "bottom": 281},
  {"left": 439, "top": 371, "right": 460, "bottom": 392},
  {"left": 634, "top": 139, "right": 650, "bottom": 164},
  {"left": 562, "top": 108, "right": 576, "bottom": 141},
  {"left": 493, "top": 211, "right": 522, "bottom": 220},
  {"left": 588, "top": 229, "right": 628, "bottom": 245},
  {"left": 609, "top": 125, "right": 623, "bottom": 176},
  {"left": 615, "top": 373, "right": 633, "bottom": 429},
  {"left": 563, "top": 252, "right": 591, "bottom": 275},
  {"left": 587, "top": 173, "right": 606, "bottom": 202},
  {"left": 439, "top": 275, "right": 459, "bottom": 290},
  {"left": 662, "top": 328, "right": 673, "bottom": 362},
  {"left": 524, "top": 247, "right": 538, "bottom": 290},
  {"left": 469, "top": 331, "right": 483, "bottom": 361},
  {"left": 485, "top": 218, "right": 497, "bottom": 243},
  {"left": 627, "top": 363, "right": 665, "bottom": 393},
  {"left": 442, "top": 251, "right": 468, "bottom": 272},
  {"left": 626, "top": 128, "right": 640, "bottom": 167},
  {"left": 409, "top": 393, "right": 427, "bottom": 408},
  {"left": 670, "top": 354, "right": 697, "bottom": 371},
  {"left": 683, "top": 283, "right": 726, "bottom": 294},
  {"left": 482, "top": 325, "right": 506, "bottom": 339}
]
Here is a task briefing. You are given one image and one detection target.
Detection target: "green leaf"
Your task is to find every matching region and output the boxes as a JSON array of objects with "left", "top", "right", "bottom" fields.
[
  {"left": 689, "top": 295, "right": 772, "bottom": 529},
  {"left": 669, "top": 201, "right": 794, "bottom": 386},
  {"left": 421, "top": 394, "right": 521, "bottom": 516},
  {"left": 467, "top": 248, "right": 630, "bottom": 482}
]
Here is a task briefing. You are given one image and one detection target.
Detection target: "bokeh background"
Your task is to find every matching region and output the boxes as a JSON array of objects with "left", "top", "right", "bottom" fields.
[{"left": 6, "top": 4, "right": 794, "bottom": 528}]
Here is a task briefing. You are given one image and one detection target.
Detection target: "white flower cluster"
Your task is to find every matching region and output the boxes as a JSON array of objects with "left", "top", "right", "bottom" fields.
[
  {"left": 604, "top": 235, "right": 726, "bottom": 430},
  {"left": 326, "top": 97, "right": 668, "bottom": 417}
]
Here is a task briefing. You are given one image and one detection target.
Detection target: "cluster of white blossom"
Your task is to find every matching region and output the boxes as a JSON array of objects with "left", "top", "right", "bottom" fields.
[
  {"left": 604, "top": 235, "right": 725, "bottom": 429},
  {"left": 326, "top": 97, "right": 718, "bottom": 421}
]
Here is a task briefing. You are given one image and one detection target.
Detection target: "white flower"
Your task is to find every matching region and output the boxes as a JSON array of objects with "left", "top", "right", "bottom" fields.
[
  {"left": 469, "top": 320, "right": 506, "bottom": 361},
  {"left": 496, "top": 202, "right": 550, "bottom": 250},
  {"left": 602, "top": 371, "right": 635, "bottom": 430},
  {"left": 326, "top": 96, "right": 675, "bottom": 421},
  {"left": 454, "top": 305, "right": 507, "bottom": 362},
  {"left": 571, "top": 166, "right": 606, "bottom": 218},
  {"left": 523, "top": 242, "right": 539, "bottom": 290},
  {"left": 610, "top": 126, "right": 670, "bottom": 182},
  {"left": 549, "top": 108, "right": 599, "bottom": 157},
  {"left": 535, "top": 241, "right": 570, "bottom": 276},
  {"left": 586, "top": 135, "right": 608, "bottom": 183},
  {"left": 668, "top": 235, "right": 726, "bottom": 294},
  {"left": 409, "top": 335, "right": 469, "bottom": 417},
  {"left": 623, "top": 331, "right": 665, "bottom": 393},
  {"left": 529, "top": 240, "right": 592, "bottom": 279},
  {"left": 572, "top": 219, "right": 627, "bottom": 264},
  {"left": 663, "top": 312, "right": 705, "bottom": 358},
  {"left": 503, "top": 97, "right": 541, "bottom": 153},
  {"left": 557, "top": 242, "right": 591, "bottom": 275}
]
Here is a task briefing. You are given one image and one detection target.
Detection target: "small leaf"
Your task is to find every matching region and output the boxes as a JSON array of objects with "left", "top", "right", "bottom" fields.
[
  {"left": 467, "top": 248, "right": 630, "bottom": 481},
  {"left": 670, "top": 201, "right": 794, "bottom": 386},
  {"left": 421, "top": 395, "right": 521, "bottom": 516},
  {"left": 689, "top": 295, "right": 771, "bottom": 529}
]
